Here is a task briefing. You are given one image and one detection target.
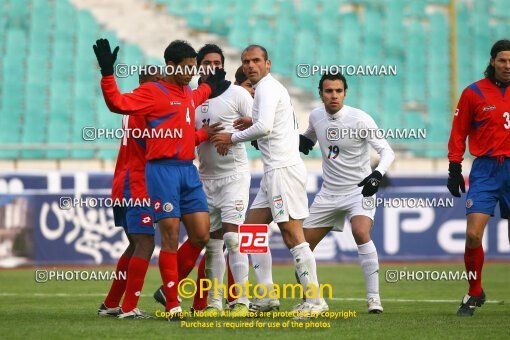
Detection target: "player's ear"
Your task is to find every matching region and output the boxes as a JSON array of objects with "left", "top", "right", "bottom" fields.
[{"left": 490, "top": 58, "right": 495, "bottom": 67}]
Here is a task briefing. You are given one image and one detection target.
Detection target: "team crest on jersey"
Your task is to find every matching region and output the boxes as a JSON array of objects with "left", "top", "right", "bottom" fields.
[
  {"left": 153, "top": 199, "right": 162, "bottom": 212},
  {"left": 273, "top": 195, "right": 283, "bottom": 209},
  {"left": 235, "top": 200, "right": 244, "bottom": 212},
  {"left": 482, "top": 105, "right": 496, "bottom": 112},
  {"left": 163, "top": 202, "right": 174, "bottom": 212},
  {"left": 326, "top": 127, "right": 340, "bottom": 141},
  {"left": 141, "top": 214, "right": 153, "bottom": 226},
  {"left": 466, "top": 199, "right": 473, "bottom": 208},
  {"left": 201, "top": 101, "right": 209, "bottom": 113}
]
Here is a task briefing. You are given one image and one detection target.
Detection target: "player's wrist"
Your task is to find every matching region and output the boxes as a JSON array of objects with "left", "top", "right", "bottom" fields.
[{"left": 448, "top": 162, "right": 462, "bottom": 174}]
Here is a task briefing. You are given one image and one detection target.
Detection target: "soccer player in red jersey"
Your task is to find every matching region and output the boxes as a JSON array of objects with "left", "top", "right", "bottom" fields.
[
  {"left": 93, "top": 39, "right": 225, "bottom": 319},
  {"left": 99, "top": 69, "right": 162, "bottom": 319},
  {"left": 447, "top": 39, "right": 510, "bottom": 316}
]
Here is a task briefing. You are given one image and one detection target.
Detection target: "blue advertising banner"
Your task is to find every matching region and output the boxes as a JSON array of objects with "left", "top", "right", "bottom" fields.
[{"left": 0, "top": 172, "right": 508, "bottom": 266}]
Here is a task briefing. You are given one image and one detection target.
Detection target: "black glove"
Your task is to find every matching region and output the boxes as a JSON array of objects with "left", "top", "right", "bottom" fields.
[
  {"left": 205, "top": 68, "right": 227, "bottom": 97},
  {"left": 251, "top": 140, "right": 259, "bottom": 150},
  {"left": 93, "top": 39, "right": 119, "bottom": 76},
  {"left": 299, "top": 135, "right": 314, "bottom": 155},
  {"left": 447, "top": 162, "right": 465, "bottom": 197},
  {"left": 358, "top": 170, "right": 383, "bottom": 197}
]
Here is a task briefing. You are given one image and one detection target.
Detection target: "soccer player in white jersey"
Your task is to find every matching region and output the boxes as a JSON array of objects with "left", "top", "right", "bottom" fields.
[
  {"left": 299, "top": 73, "right": 395, "bottom": 313},
  {"left": 194, "top": 44, "right": 254, "bottom": 316},
  {"left": 212, "top": 45, "right": 328, "bottom": 317}
]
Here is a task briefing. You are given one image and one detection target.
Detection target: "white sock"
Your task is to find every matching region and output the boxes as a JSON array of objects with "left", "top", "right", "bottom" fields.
[
  {"left": 251, "top": 250, "right": 274, "bottom": 297},
  {"left": 357, "top": 240, "right": 380, "bottom": 300},
  {"left": 224, "top": 232, "right": 250, "bottom": 306},
  {"left": 290, "top": 242, "right": 321, "bottom": 305},
  {"left": 205, "top": 238, "right": 226, "bottom": 308}
]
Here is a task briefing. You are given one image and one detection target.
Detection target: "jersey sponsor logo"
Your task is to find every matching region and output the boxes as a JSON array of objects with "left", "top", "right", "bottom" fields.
[
  {"left": 239, "top": 224, "right": 269, "bottom": 254},
  {"left": 482, "top": 105, "right": 496, "bottom": 112},
  {"left": 135, "top": 291, "right": 141, "bottom": 296},
  {"left": 167, "top": 281, "right": 175, "bottom": 288},
  {"left": 169, "top": 101, "right": 181, "bottom": 105},
  {"left": 153, "top": 199, "right": 162, "bottom": 212},
  {"left": 326, "top": 127, "right": 340, "bottom": 141},
  {"left": 466, "top": 199, "right": 473, "bottom": 208},
  {"left": 141, "top": 214, "right": 153, "bottom": 226},
  {"left": 276, "top": 209, "right": 285, "bottom": 216},
  {"left": 273, "top": 195, "right": 283, "bottom": 209},
  {"left": 454, "top": 108, "right": 459, "bottom": 116},
  {"left": 163, "top": 202, "right": 174, "bottom": 213},
  {"left": 235, "top": 200, "right": 244, "bottom": 212}
]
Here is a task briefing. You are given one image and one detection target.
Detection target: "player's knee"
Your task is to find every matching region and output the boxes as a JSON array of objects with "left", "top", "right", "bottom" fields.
[
  {"left": 352, "top": 230, "right": 371, "bottom": 245},
  {"left": 224, "top": 232, "right": 239, "bottom": 251},
  {"left": 466, "top": 229, "right": 483, "bottom": 246},
  {"left": 132, "top": 235, "right": 155, "bottom": 252},
  {"left": 189, "top": 233, "right": 209, "bottom": 248}
]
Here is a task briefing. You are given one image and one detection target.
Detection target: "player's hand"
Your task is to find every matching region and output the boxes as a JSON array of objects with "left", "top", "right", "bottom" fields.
[
  {"left": 358, "top": 170, "right": 383, "bottom": 197},
  {"left": 447, "top": 162, "right": 465, "bottom": 197},
  {"left": 251, "top": 140, "right": 259, "bottom": 150},
  {"left": 205, "top": 68, "right": 229, "bottom": 98},
  {"left": 202, "top": 122, "right": 224, "bottom": 140},
  {"left": 233, "top": 117, "right": 253, "bottom": 131},
  {"left": 216, "top": 143, "right": 231, "bottom": 156},
  {"left": 211, "top": 133, "right": 233, "bottom": 156},
  {"left": 299, "top": 135, "right": 314, "bottom": 155},
  {"left": 211, "top": 132, "right": 232, "bottom": 145},
  {"left": 92, "top": 38, "right": 119, "bottom": 76}
]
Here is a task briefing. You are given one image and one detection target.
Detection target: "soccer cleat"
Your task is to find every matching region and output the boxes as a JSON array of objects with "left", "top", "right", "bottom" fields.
[
  {"left": 225, "top": 299, "right": 234, "bottom": 311},
  {"left": 202, "top": 305, "right": 222, "bottom": 317},
  {"left": 367, "top": 297, "right": 384, "bottom": 314},
  {"left": 230, "top": 303, "right": 250, "bottom": 317},
  {"left": 98, "top": 303, "right": 121, "bottom": 317},
  {"left": 457, "top": 290, "right": 486, "bottom": 316},
  {"left": 292, "top": 299, "right": 329, "bottom": 320},
  {"left": 117, "top": 308, "right": 151, "bottom": 319},
  {"left": 154, "top": 285, "right": 166, "bottom": 307},
  {"left": 154, "top": 285, "right": 182, "bottom": 307},
  {"left": 249, "top": 298, "right": 280, "bottom": 312},
  {"left": 167, "top": 306, "right": 185, "bottom": 321}
]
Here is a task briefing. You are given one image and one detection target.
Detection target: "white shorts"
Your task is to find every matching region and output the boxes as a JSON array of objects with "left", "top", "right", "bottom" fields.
[
  {"left": 202, "top": 172, "right": 251, "bottom": 233},
  {"left": 251, "top": 163, "right": 309, "bottom": 223},
  {"left": 303, "top": 189, "right": 375, "bottom": 232}
]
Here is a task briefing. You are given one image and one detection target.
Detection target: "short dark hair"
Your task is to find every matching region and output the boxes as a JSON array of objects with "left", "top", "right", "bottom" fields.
[
  {"left": 235, "top": 66, "right": 248, "bottom": 84},
  {"left": 242, "top": 45, "right": 268, "bottom": 61},
  {"left": 197, "top": 44, "right": 225, "bottom": 67},
  {"left": 164, "top": 40, "right": 197, "bottom": 64},
  {"left": 484, "top": 39, "right": 510, "bottom": 79},
  {"left": 138, "top": 65, "right": 161, "bottom": 84},
  {"left": 318, "top": 73, "right": 348, "bottom": 92}
]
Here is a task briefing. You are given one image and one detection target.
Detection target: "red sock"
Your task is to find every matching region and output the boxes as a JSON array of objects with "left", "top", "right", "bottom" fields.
[
  {"left": 464, "top": 245, "right": 484, "bottom": 297},
  {"left": 177, "top": 239, "right": 203, "bottom": 280},
  {"left": 159, "top": 250, "right": 179, "bottom": 310},
  {"left": 120, "top": 256, "right": 149, "bottom": 312},
  {"left": 227, "top": 255, "right": 236, "bottom": 303},
  {"left": 104, "top": 255, "right": 130, "bottom": 308},
  {"left": 192, "top": 255, "right": 208, "bottom": 311}
]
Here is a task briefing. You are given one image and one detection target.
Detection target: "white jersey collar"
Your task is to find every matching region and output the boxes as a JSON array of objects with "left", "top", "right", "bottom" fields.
[
  {"left": 326, "top": 105, "right": 345, "bottom": 120},
  {"left": 253, "top": 73, "right": 272, "bottom": 90}
]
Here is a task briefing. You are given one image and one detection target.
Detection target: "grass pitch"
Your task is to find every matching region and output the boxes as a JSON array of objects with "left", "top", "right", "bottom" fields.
[{"left": 0, "top": 262, "right": 509, "bottom": 339}]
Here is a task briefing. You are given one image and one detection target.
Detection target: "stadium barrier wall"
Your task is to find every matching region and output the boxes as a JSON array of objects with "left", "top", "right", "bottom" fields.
[{"left": 0, "top": 172, "right": 508, "bottom": 267}]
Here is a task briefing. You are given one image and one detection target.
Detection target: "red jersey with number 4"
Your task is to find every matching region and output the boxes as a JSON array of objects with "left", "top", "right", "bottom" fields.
[
  {"left": 448, "top": 78, "right": 510, "bottom": 163},
  {"left": 111, "top": 115, "right": 149, "bottom": 201},
  {"left": 101, "top": 75, "right": 209, "bottom": 161}
]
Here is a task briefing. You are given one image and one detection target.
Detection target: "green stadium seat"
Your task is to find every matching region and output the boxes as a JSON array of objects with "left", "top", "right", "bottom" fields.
[{"left": 228, "top": 4, "right": 251, "bottom": 49}]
